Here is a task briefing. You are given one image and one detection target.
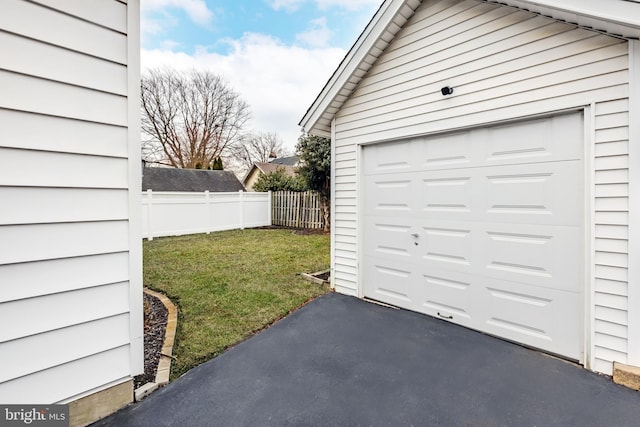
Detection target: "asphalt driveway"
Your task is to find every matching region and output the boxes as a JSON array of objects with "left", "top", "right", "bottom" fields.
[{"left": 94, "top": 293, "right": 640, "bottom": 426}]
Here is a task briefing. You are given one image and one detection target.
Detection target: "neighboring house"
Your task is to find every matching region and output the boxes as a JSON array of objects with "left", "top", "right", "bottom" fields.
[
  {"left": 300, "top": 0, "right": 640, "bottom": 377},
  {"left": 243, "top": 157, "right": 299, "bottom": 191},
  {"left": 143, "top": 167, "right": 245, "bottom": 192},
  {"left": 269, "top": 155, "right": 299, "bottom": 167},
  {"left": 0, "top": 1, "right": 142, "bottom": 425}
]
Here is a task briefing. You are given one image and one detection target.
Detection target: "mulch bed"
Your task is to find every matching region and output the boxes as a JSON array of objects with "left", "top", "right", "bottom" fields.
[
  {"left": 314, "top": 271, "right": 330, "bottom": 281},
  {"left": 134, "top": 292, "right": 168, "bottom": 390}
]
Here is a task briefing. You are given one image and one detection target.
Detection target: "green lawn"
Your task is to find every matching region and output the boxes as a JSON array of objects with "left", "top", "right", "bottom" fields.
[{"left": 143, "top": 228, "right": 330, "bottom": 380}]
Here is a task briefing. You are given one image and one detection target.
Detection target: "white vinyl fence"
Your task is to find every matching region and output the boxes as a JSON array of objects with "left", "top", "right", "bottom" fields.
[{"left": 142, "top": 190, "right": 271, "bottom": 240}]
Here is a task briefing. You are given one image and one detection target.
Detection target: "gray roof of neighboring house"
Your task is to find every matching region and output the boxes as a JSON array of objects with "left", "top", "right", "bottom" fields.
[
  {"left": 142, "top": 167, "right": 245, "bottom": 192},
  {"left": 270, "top": 156, "right": 298, "bottom": 166}
]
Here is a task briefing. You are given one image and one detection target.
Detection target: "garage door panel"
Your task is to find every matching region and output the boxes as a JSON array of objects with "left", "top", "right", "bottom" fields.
[
  {"left": 486, "top": 170, "right": 555, "bottom": 217},
  {"left": 417, "top": 161, "right": 582, "bottom": 225},
  {"left": 363, "top": 138, "right": 417, "bottom": 175},
  {"left": 485, "top": 113, "right": 582, "bottom": 165},
  {"left": 363, "top": 113, "right": 583, "bottom": 176},
  {"left": 418, "top": 269, "right": 475, "bottom": 324},
  {"left": 418, "top": 225, "right": 473, "bottom": 272},
  {"left": 421, "top": 172, "right": 473, "bottom": 215},
  {"left": 482, "top": 223, "right": 581, "bottom": 292},
  {"left": 363, "top": 256, "right": 416, "bottom": 311},
  {"left": 364, "top": 217, "right": 415, "bottom": 260},
  {"left": 419, "top": 130, "right": 474, "bottom": 169},
  {"left": 363, "top": 175, "right": 418, "bottom": 216},
  {"left": 483, "top": 161, "right": 582, "bottom": 226},
  {"left": 486, "top": 126, "right": 551, "bottom": 163},
  {"left": 409, "top": 219, "right": 581, "bottom": 291},
  {"left": 480, "top": 279, "right": 581, "bottom": 360}
]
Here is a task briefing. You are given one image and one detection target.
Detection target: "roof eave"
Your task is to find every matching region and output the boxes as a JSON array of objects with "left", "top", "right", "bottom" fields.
[
  {"left": 242, "top": 165, "right": 258, "bottom": 185},
  {"left": 299, "top": 0, "right": 420, "bottom": 136}
]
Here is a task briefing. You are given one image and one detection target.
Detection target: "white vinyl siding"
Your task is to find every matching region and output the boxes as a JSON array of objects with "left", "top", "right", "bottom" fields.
[
  {"left": 0, "top": 71, "right": 128, "bottom": 125},
  {"left": 0, "top": 253, "right": 130, "bottom": 303},
  {"left": 0, "top": 314, "right": 131, "bottom": 385},
  {"left": 0, "top": 347, "right": 132, "bottom": 404},
  {"left": 593, "top": 100, "right": 630, "bottom": 373},
  {"left": 333, "top": 131, "right": 359, "bottom": 295},
  {"left": 0, "top": 0, "right": 127, "bottom": 64},
  {"left": 0, "top": 0, "right": 140, "bottom": 404},
  {"left": 0, "top": 149, "right": 129, "bottom": 188},
  {"left": 332, "top": 0, "right": 630, "bottom": 374},
  {"left": 0, "top": 188, "right": 129, "bottom": 225},
  {"left": 0, "top": 32, "right": 128, "bottom": 96},
  {"left": 0, "top": 222, "right": 130, "bottom": 265},
  {"left": 28, "top": 0, "right": 128, "bottom": 33},
  {"left": 1, "top": 109, "right": 129, "bottom": 157}
]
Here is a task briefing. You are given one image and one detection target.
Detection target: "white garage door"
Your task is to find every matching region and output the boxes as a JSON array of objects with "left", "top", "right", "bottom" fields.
[{"left": 362, "top": 113, "right": 583, "bottom": 360}]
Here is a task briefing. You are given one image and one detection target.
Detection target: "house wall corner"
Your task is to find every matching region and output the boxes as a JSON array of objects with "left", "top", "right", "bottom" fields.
[{"left": 626, "top": 39, "right": 640, "bottom": 367}]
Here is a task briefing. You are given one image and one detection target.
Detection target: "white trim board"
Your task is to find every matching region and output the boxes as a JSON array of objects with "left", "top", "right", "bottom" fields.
[
  {"left": 585, "top": 102, "right": 597, "bottom": 370},
  {"left": 330, "top": 118, "right": 337, "bottom": 290},
  {"left": 626, "top": 39, "right": 640, "bottom": 366},
  {"left": 126, "top": 0, "right": 143, "bottom": 376}
]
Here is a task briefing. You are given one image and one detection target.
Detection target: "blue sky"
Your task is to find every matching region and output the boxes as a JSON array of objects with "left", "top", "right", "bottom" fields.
[{"left": 141, "top": 0, "right": 383, "bottom": 151}]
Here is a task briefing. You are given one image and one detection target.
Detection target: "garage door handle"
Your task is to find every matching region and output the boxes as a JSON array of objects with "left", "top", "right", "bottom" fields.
[
  {"left": 437, "top": 312, "right": 453, "bottom": 320},
  {"left": 411, "top": 233, "right": 420, "bottom": 238}
]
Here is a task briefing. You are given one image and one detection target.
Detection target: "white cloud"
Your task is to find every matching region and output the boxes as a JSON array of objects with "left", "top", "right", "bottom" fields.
[
  {"left": 267, "top": 0, "right": 382, "bottom": 12},
  {"left": 266, "top": 0, "right": 305, "bottom": 12},
  {"left": 296, "top": 17, "right": 333, "bottom": 48},
  {"left": 140, "top": 14, "right": 164, "bottom": 36},
  {"left": 141, "top": 33, "right": 345, "bottom": 150},
  {"left": 142, "top": 0, "right": 214, "bottom": 26},
  {"left": 141, "top": 12, "right": 177, "bottom": 46},
  {"left": 140, "top": 0, "right": 214, "bottom": 45},
  {"left": 315, "top": 0, "right": 382, "bottom": 10},
  {"left": 160, "top": 39, "right": 183, "bottom": 50}
]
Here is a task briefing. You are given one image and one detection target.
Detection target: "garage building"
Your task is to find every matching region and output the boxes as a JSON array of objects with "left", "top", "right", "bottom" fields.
[{"left": 300, "top": 0, "right": 640, "bottom": 375}]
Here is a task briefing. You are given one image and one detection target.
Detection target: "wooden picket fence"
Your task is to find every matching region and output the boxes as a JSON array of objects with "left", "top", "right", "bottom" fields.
[{"left": 272, "top": 191, "right": 324, "bottom": 229}]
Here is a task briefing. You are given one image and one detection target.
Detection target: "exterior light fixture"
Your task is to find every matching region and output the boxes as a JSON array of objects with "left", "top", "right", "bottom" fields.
[{"left": 441, "top": 86, "right": 454, "bottom": 96}]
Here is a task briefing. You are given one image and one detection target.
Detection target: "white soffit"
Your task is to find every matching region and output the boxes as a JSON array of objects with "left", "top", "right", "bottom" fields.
[
  {"left": 493, "top": 0, "right": 640, "bottom": 39},
  {"left": 299, "top": 0, "right": 640, "bottom": 137}
]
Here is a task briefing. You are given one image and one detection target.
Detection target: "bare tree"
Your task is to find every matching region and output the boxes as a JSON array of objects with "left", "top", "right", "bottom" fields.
[
  {"left": 141, "top": 68, "right": 251, "bottom": 169},
  {"left": 229, "top": 131, "right": 290, "bottom": 174}
]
